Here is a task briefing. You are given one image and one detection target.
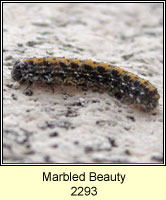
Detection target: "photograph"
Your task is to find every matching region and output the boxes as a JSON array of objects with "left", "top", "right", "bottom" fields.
[{"left": 3, "top": 2, "right": 163, "bottom": 164}]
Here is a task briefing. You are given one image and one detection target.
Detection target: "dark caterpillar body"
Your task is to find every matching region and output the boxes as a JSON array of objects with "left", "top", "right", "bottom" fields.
[{"left": 11, "top": 57, "right": 160, "bottom": 111}]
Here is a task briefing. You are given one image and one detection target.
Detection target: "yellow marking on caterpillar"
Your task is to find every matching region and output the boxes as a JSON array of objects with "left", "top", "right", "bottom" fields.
[
  {"left": 98, "top": 62, "right": 110, "bottom": 70},
  {"left": 82, "top": 60, "right": 95, "bottom": 67},
  {"left": 45, "top": 57, "right": 57, "bottom": 64},
  {"left": 140, "top": 79, "right": 149, "bottom": 86},
  {"left": 70, "top": 58, "right": 81, "bottom": 65},
  {"left": 114, "top": 67, "right": 125, "bottom": 75},
  {"left": 154, "top": 94, "right": 160, "bottom": 100},
  {"left": 148, "top": 84, "right": 156, "bottom": 91},
  {"left": 128, "top": 72, "right": 137, "bottom": 80},
  {"left": 59, "top": 58, "right": 69, "bottom": 65},
  {"left": 29, "top": 58, "right": 43, "bottom": 64}
]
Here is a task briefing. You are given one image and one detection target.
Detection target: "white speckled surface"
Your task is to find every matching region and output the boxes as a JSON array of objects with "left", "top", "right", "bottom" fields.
[{"left": 3, "top": 3, "right": 163, "bottom": 163}]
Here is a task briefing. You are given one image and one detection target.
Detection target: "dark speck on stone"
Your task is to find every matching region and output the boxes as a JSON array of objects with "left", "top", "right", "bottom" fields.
[
  {"left": 23, "top": 89, "right": 33, "bottom": 96},
  {"left": 151, "top": 155, "right": 163, "bottom": 162},
  {"left": 122, "top": 54, "right": 133, "bottom": 60},
  {"left": 127, "top": 115, "right": 135, "bottom": 122},
  {"left": 11, "top": 93, "right": 17, "bottom": 100},
  {"left": 46, "top": 121, "right": 56, "bottom": 129},
  {"left": 52, "top": 144, "right": 58, "bottom": 148},
  {"left": 74, "top": 141, "right": 79, "bottom": 145},
  {"left": 124, "top": 149, "right": 131, "bottom": 155},
  {"left": 107, "top": 136, "right": 117, "bottom": 147},
  {"left": 96, "top": 120, "right": 106, "bottom": 126},
  {"left": 5, "top": 55, "right": 13, "bottom": 61},
  {"left": 44, "top": 155, "right": 52, "bottom": 163},
  {"left": 26, "top": 41, "right": 38, "bottom": 47},
  {"left": 85, "top": 146, "right": 93, "bottom": 153},
  {"left": 49, "top": 132, "right": 59, "bottom": 137}
]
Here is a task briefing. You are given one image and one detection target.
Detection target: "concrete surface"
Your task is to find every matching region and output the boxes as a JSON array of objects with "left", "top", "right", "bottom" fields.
[{"left": 3, "top": 3, "right": 163, "bottom": 163}]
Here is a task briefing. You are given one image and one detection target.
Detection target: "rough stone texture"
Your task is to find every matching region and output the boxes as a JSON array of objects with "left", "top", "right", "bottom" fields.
[{"left": 3, "top": 3, "right": 163, "bottom": 163}]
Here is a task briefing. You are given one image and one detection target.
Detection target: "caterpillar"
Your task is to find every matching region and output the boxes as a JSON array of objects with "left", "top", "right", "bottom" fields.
[{"left": 11, "top": 57, "right": 160, "bottom": 111}]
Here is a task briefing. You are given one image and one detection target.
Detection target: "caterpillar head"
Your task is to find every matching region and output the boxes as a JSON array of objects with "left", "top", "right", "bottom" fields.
[{"left": 11, "top": 60, "right": 23, "bottom": 81}]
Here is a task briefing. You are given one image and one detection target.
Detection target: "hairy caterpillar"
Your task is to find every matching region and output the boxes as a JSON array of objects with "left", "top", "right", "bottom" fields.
[{"left": 11, "top": 57, "right": 160, "bottom": 111}]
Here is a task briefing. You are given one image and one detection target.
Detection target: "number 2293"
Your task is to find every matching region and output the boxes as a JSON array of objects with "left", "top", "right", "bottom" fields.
[{"left": 71, "top": 186, "right": 97, "bottom": 196}]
